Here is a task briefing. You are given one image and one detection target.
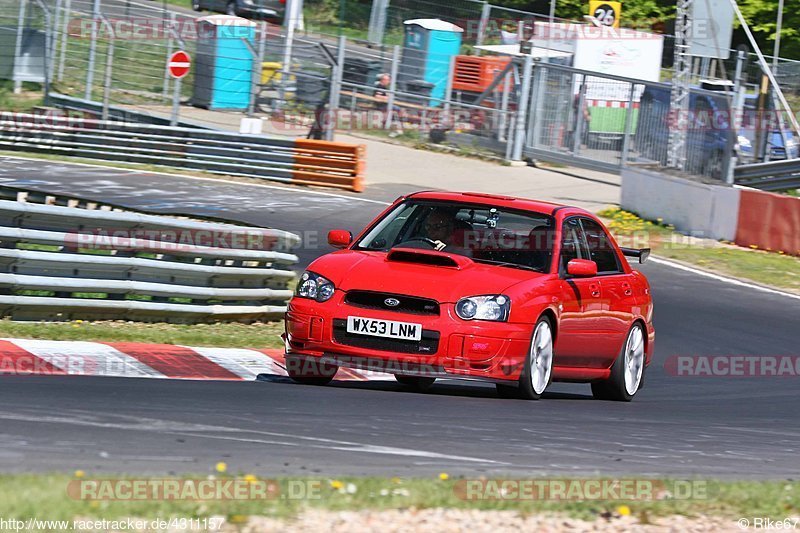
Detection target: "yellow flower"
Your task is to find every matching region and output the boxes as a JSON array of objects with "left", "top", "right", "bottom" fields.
[
  {"left": 215, "top": 462, "right": 227, "bottom": 473},
  {"left": 330, "top": 480, "right": 344, "bottom": 490},
  {"left": 438, "top": 472, "right": 449, "bottom": 481},
  {"left": 391, "top": 477, "right": 402, "bottom": 484},
  {"left": 229, "top": 515, "right": 248, "bottom": 524},
  {"left": 749, "top": 244, "right": 758, "bottom": 249},
  {"left": 617, "top": 505, "right": 632, "bottom": 516},
  {"left": 243, "top": 474, "right": 257, "bottom": 484},
  {"left": 74, "top": 470, "right": 85, "bottom": 478}
]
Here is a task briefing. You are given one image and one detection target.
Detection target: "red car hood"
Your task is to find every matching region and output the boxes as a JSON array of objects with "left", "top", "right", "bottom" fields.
[{"left": 308, "top": 249, "right": 543, "bottom": 303}]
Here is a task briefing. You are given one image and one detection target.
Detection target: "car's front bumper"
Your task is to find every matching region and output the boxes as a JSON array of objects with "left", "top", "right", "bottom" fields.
[{"left": 284, "top": 294, "right": 534, "bottom": 382}]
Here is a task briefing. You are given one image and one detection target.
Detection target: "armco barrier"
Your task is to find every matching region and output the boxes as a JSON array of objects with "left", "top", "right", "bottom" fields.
[
  {"left": 0, "top": 188, "right": 300, "bottom": 322},
  {"left": 735, "top": 189, "right": 800, "bottom": 256},
  {"left": 0, "top": 114, "right": 366, "bottom": 192}
]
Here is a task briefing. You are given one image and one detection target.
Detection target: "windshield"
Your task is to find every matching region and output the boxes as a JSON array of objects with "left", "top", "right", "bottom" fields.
[{"left": 356, "top": 200, "right": 556, "bottom": 272}]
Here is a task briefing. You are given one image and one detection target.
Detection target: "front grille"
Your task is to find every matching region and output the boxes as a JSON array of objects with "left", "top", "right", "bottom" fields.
[
  {"left": 344, "top": 290, "right": 440, "bottom": 315},
  {"left": 332, "top": 319, "right": 440, "bottom": 354}
]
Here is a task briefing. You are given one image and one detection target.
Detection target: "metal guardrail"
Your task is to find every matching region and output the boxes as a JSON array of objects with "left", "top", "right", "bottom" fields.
[
  {"left": 0, "top": 187, "right": 300, "bottom": 323},
  {"left": 0, "top": 114, "right": 366, "bottom": 192},
  {"left": 46, "top": 93, "right": 216, "bottom": 130},
  {"left": 734, "top": 159, "right": 800, "bottom": 192}
]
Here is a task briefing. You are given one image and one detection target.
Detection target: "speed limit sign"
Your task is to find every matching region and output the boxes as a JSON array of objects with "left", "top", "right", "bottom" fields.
[{"left": 589, "top": 0, "right": 621, "bottom": 28}]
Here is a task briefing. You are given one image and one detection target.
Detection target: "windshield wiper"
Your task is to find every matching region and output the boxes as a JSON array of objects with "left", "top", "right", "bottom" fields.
[{"left": 473, "top": 259, "right": 543, "bottom": 272}]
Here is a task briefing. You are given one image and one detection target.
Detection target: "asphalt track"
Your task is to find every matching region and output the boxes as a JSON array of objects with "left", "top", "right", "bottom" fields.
[{"left": 0, "top": 156, "right": 798, "bottom": 479}]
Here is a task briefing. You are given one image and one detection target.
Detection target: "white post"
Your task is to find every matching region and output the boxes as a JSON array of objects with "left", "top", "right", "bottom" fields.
[
  {"left": 51, "top": 0, "right": 62, "bottom": 80},
  {"left": 13, "top": 0, "right": 27, "bottom": 93},
  {"left": 279, "top": 0, "right": 302, "bottom": 110},
  {"left": 57, "top": 0, "right": 72, "bottom": 82},
  {"left": 511, "top": 54, "right": 534, "bottom": 161},
  {"left": 171, "top": 77, "right": 181, "bottom": 126},
  {"left": 772, "top": 0, "right": 784, "bottom": 73},
  {"left": 383, "top": 44, "right": 400, "bottom": 129},
  {"left": 85, "top": 0, "right": 101, "bottom": 100},
  {"left": 163, "top": 12, "right": 175, "bottom": 99},
  {"left": 101, "top": 22, "right": 114, "bottom": 121}
]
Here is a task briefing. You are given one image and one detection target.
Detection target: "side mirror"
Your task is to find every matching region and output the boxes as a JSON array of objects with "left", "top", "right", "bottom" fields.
[
  {"left": 327, "top": 229, "right": 352, "bottom": 249},
  {"left": 567, "top": 258, "right": 597, "bottom": 277}
]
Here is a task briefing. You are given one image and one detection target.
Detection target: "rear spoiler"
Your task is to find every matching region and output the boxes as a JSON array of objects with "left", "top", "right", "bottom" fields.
[{"left": 620, "top": 247, "right": 651, "bottom": 264}]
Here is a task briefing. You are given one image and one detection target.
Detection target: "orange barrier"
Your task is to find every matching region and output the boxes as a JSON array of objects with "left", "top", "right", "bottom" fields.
[
  {"left": 293, "top": 139, "right": 366, "bottom": 192},
  {"left": 735, "top": 188, "right": 800, "bottom": 256}
]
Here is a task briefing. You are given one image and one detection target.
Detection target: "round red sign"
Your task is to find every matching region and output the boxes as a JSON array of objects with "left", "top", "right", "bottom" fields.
[{"left": 167, "top": 50, "right": 191, "bottom": 79}]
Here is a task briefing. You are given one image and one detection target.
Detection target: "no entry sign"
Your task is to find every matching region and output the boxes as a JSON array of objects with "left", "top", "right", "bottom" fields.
[{"left": 168, "top": 51, "right": 191, "bottom": 79}]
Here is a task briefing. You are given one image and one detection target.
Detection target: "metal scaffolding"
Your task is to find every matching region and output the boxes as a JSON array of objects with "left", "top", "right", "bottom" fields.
[{"left": 667, "top": 0, "right": 692, "bottom": 170}]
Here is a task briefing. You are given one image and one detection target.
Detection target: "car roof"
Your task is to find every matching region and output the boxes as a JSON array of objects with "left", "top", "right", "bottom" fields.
[{"left": 405, "top": 191, "right": 591, "bottom": 217}]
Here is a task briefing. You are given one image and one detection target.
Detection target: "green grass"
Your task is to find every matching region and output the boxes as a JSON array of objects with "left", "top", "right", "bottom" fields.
[
  {"left": 0, "top": 475, "right": 795, "bottom": 525},
  {"left": 599, "top": 207, "right": 800, "bottom": 293},
  {"left": 0, "top": 319, "right": 284, "bottom": 349},
  {"left": 0, "top": 80, "right": 44, "bottom": 113}
]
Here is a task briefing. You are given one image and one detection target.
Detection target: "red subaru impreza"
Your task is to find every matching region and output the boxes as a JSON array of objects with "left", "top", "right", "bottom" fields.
[{"left": 283, "top": 191, "right": 655, "bottom": 401}]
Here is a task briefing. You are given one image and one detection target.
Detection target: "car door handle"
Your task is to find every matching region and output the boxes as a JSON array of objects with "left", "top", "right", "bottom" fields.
[{"left": 589, "top": 283, "right": 600, "bottom": 298}]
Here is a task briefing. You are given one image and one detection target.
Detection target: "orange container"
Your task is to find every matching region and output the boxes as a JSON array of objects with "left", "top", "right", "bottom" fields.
[{"left": 452, "top": 55, "right": 512, "bottom": 94}]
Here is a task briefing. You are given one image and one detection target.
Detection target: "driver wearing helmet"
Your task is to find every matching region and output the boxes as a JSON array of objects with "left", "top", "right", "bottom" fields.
[{"left": 419, "top": 208, "right": 457, "bottom": 251}]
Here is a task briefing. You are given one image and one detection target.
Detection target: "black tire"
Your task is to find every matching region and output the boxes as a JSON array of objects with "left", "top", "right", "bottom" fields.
[
  {"left": 395, "top": 375, "right": 436, "bottom": 392},
  {"left": 516, "top": 315, "right": 555, "bottom": 400},
  {"left": 495, "top": 383, "right": 521, "bottom": 399},
  {"left": 191, "top": 0, "right": 201, "bottom": 11},
  {"left": 285, "top": 355, "right": 338, "bottom": 386},
  {"left": 226, "top": 2, "right": 236, "bottom": 15},
  {"left": 591, "top": 323, "right": 646, "bottom": 402}
]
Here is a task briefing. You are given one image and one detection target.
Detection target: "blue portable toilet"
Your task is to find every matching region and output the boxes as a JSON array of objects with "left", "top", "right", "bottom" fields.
[
  {"left": 193, "top": 15, "right": 256, "bottom": 110},
  {"left": 399, "top": 19, "right": 463, "bottom": 105}
]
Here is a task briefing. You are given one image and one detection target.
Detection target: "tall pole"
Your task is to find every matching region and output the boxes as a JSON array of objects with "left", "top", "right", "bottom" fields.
[
  {"left": 58, "top": 0, "right": 72, "bottom": 82},
  {"left": 278, "top": 0, "right": 301, "bottom": 111},
  {"left": 511, "top": 54, "right": 534, "bottom": 162},
  {"left": 13, "top": 0, "right": 27, "bottom": 93},
  {"left": 667, "top": 0, "right": 692, "bottom": 170},
  {"left": 85, "top": 0, "right": 101, "bottom": 100},
  {"left": 772, "top": 0, "right": 783, "bottom": 73}
]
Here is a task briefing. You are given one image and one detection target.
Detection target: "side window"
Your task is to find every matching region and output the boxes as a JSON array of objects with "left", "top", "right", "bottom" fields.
[
  {"left": 560, "top": 218, "right": 588, "bottom": 273},
  {"left": 579, "top": 218, "right": 622, "bottom": 274}
]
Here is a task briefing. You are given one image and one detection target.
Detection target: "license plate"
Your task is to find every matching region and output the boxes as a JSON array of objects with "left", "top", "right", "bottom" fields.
[{"left": 346, "top": 316, "right": 422, "bottom": 342}]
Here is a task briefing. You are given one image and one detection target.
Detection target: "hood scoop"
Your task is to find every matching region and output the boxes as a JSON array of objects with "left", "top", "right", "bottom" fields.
[{"left": 386, "top": 248, "right": 471, "bottom": 269}]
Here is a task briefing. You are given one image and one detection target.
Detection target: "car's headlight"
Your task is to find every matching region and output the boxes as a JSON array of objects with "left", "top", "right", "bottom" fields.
[
  {"left": 455, "top": 295, "right": 510, "bottom": 321},
  {"left": 296, "top": 271, "right": 335, "bottom": 302}
]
